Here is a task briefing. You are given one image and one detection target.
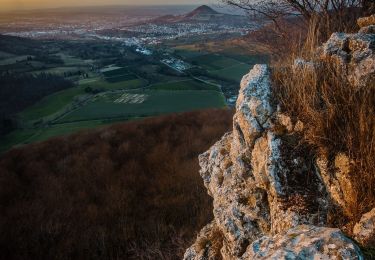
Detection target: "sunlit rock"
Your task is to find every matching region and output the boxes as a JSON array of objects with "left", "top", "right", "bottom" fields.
[
  {"left": 242, "top": 225, "right": 363, "bottom": 259},
  {"left": 354, "top": 208, "right": 375, "bottom": 247}
]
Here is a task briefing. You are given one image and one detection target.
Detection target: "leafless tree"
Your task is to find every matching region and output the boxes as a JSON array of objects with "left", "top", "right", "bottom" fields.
[{"left": 223, "top": 0, "right": 372, "bottom": 36}]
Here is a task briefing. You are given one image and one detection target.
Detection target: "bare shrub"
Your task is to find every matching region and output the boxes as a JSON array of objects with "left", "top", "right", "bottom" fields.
[{"left": 227, "top": 0, "right": 372, "bottom": 61}]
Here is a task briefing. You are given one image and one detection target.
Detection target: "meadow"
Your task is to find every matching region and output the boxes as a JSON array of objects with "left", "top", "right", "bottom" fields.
[
  {"left": 1, "top": 55, "right": 226, "bottom": 153},
  {"left": 175, "top": 48, "right": 268, "bottom": 83},
  {"left": 209, "top": 63, "right": 252, "bottom": 82},
  {"left": 150, "top": 79, "right": 219, "bottom": 91},
  {"left": 18, "top": 86, "right": 85, "bottom": 121},
  {"left": 1, "top": 41, "right": 266, "bottom": 153},
  {"left": 58, "top": 90, "right": 226, "bottom": 122},
  {"left": 189, "top": 53, "right": 241, "bottom": 70}
]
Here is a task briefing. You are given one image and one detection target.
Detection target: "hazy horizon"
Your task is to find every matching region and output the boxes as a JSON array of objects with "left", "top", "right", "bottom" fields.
[{"left": 0, "top": 0, "right": 215, "bottom": 11}]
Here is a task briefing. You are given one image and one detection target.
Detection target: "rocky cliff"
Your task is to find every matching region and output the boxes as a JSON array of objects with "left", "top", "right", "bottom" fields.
[{"left": 184, "top": 15, "right": 375, "bottom": 260}]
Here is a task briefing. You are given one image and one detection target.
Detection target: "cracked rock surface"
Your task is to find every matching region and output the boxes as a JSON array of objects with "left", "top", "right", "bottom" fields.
[{"left": 184, "top": 64, "right": 360, "bottom": 259}]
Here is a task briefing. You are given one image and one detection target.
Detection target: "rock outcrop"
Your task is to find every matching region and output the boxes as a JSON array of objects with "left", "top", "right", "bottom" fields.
[
  {"left": 184, "top": 63, "right": 361, "bottom": 260},
  {"left": 320, "top": 31, "right": 374, "bottom": 88},
  {"left": 184, "top": 16, "right": 375, "bottom": 259}
]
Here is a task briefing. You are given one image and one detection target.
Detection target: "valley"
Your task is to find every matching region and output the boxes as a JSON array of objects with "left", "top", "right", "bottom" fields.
[
  {"left": 1, "top": 1, "right": 373, "bottom": 260},
  {"left": 0, "top": 5, "right": 268, "bottom": 152}
]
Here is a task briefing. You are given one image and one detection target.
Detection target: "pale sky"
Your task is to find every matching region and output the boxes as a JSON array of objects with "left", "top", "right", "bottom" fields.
[{"left": 0, "top": 0, "right": 212, "bottom": 11}]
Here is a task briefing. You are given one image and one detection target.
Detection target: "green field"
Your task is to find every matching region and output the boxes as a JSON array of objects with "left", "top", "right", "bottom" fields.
[
  {"left": 1, "top": 87, "right": 225, "bottom": 153},
  {"left": 83, "top": 78, "right": 147, "bottom": 90},
  {"left": 209, "top": 63, "right": 252, "bottom": 82},
  {"left": 58, "top": 53, "right": 93, "bottom": 66},
  {"left": 100, "top": 66, "right": 122, "bottom": 72},
  {"left": 101, "top": 67, "right": 139, "bottom": 83},
  {"left": 2, "top": 88, "right": 225, "bottom": 153},
  {"left": 19, "top": 78, "right": 147, "bottom": 122},
  {"left": 18, "top": 86, "right": 85, "bottom": 121},
  {"left": 31, "top": 66, "right": 81, "bottom": 75},
  {"left": 0, "top": 51, "right": 15, "bottom": 59},
  {"left": 150, "top": 79, "right": 219, "bottom": 91},
  {"left": 2, "top": 46, "right": 252, "bottom": 154},
  {"left": 220, "top": 53, "right": 269, "bottom": 64},
  {"left": 189, "top": 54, "right": 242, "bottom": 70},
  {"left": 0, "top": 129, "right": 39, "bottom": 153},
  {"left": 102, "top": 67, "right": 130, "bottom": 77},
  {"left": 105, "top": 74, "right": 138, "bottom": 83},
  {"left": 175, "top": 49, "right": 208, "bottom": 59},
  {"left": 174, "top": 50, "right": 268, "bottom": 83},
  {"left": 25, "top": 121, "right": 111, "bottom": 142},
  {"left": 58, "top": 90, "right": 225, "bottom": 122},
  {"left": 78, "top": 77, "right": 100, "bottom": 85},
  {"left": 0, "top": 120, "right": 122, "bottom": 153},
  {"left": 0, "top": 55, "right": 31, "bottom": 65}
]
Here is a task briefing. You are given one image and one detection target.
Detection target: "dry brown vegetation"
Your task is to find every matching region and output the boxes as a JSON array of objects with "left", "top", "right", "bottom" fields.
[
  {"left": 0, "top": 109, "right": 233, "bottom": 260},
  {"left": 272, "top": 26, "right": 375, "bottom": 228},
  {"left": 196, "top": 225, "right": 223, "bottom": 259}
]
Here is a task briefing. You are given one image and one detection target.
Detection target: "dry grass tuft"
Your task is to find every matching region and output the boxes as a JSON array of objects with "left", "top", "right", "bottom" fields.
[
  {"left": 273, "top": 52, "right": 375, "bottom": 225},
  {"left": 271, "top": 14, "right": 375, "bottom": 226}
]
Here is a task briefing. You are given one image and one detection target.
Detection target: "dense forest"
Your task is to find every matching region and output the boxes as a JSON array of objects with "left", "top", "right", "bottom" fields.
[{"left": 0, "top": 109, "right": 233, "bottom": 259}]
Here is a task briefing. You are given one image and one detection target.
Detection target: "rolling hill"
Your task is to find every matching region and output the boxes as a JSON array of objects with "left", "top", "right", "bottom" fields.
[{"left": 151, "top": 5, "right": 250, "bottom": 25}]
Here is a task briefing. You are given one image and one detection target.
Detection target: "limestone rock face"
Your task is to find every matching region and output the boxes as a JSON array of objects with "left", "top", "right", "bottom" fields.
[
  {"left": 320, "top": 30, "right": 374, "bottom": 87},
  {"left": 242, "top": 225, "right": 363, "bottom": 260},
  {"left": 184, "top": 64, "right": 333, "bottom": 259},
  {"left": 317, "top": 153, "right": 357, "bottom": 218},
  {"left": 184, "top": 18, "right": 374, "bottom": 259},
  {"left": 353, "top": 208, "right": 375, "bottom": 247},
  {"left": 358, "top": 14, "right": 375, "bottom": 29}
]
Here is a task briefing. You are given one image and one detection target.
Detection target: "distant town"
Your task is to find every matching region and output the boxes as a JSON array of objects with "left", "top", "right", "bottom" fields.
[{"left": 0, "top": 5, "right": 259, "bottom": 43}]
